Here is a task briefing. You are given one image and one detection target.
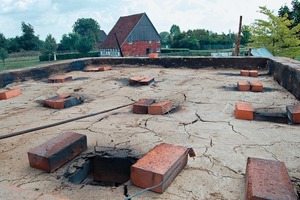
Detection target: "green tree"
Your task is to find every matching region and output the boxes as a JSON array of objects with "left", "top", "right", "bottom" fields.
[
  {"left": 170, "top": 24, "right": 181, "bottom": 37},
  {"left": 241, "top": 25, "right": 251, "bottom": 45},
  {"left": 73, "top": 18, "right": 100, "bottom": 45},
  {"left": 7, "top": 37, "right": 21, "bottom": 53},
  {"left": 41, "top": 34, "right": 57, "bottom": 61},
  {"left": 59, "top": 33, "right": 80, "bottom": 51},
  {"left": 19, "top": 22, "right": 40, "bottom": 51},
  {"left": 76, "top": 36, "right": 93, "bottom": 54},
  {"left": 0, "top": 33, "right": 8, "bottom": 49},
  {"left": 159, "top": 31, "right": 171, "bottom": 47},
  {"left": 279, "top": 0, "right": 300, "bottom": 28},
  {"left": 0, "top": 48, "right": 8, "bottom": 67},
  {"left": 250, "top": 6, "right": 300, "bottom": 58}
]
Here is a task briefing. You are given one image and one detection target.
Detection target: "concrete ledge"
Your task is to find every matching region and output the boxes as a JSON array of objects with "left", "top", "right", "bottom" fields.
[
  {"left": 0, "top": 57, "right": 268, "bottom": 87},
  {"left": 1, "top": 56, "right": 300, "bottom": 101},
  {"left": 268, "top": 57, "right": 300, "bottom": 99}
]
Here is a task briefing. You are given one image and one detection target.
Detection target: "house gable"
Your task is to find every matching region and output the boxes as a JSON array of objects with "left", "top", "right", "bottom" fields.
[
  {"left": 99, "top": 13, "right": 161, "bottom": 57},
  {"left": 126, "top": 14, "right": 160, "bottom": 43}
]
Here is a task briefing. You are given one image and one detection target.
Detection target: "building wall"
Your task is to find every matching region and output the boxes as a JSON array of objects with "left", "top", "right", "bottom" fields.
[
  {"left": 99, "top": 48, "right": 120, "bottom": 57},
  {"left": 121, "top": 40, "right": 161, "bottom": 56}
]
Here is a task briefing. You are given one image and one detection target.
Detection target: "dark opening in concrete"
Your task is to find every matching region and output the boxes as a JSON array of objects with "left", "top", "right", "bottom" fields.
[
  {"left": 254, "top": 112, "right": 289, "bottom": 124},
  {"left": 65, "top": 147, "right": 138, "bottom": 187}
]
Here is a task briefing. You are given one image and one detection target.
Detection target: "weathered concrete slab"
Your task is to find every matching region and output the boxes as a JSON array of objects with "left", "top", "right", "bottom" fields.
[{"left": 0, "top": 66, "right": 299, "bottom": 200}]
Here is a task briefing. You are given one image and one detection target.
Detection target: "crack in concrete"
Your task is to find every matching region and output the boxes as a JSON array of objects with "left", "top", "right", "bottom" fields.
[
  {"left": 85, "top": 111, "right": 128, "bottom": 133},
  {"left": 228, "top": 121, "right": 247, "bottom": 138},
  {"left": 114, "top": 140, "right": 131, "bottom": 148}
]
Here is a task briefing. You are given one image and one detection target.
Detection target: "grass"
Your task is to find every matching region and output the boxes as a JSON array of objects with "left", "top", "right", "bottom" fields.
[{"left": 0, "top": 58, "right": 40, "bottom": 72}]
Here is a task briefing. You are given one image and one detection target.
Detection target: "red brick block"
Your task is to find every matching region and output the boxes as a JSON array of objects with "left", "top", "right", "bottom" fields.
[
  {"left": 28, "top": 132, "right": 87, "bottom": 173},
  {"left": 286, "top": 104, "right": 300, "bottom": 124},
  {"left": 251, "top": 81, "right": 263, "bottom": 92},
  {"left": 44, "top": 94, "right": 83, "bottom": 109},
  {"left": 240, "top": 70, "right": 250, "bottom": 76},
  {"left": 44, "top": 96, "right": 66, "bottom": 109},
  {"left": 84, "top": 67, "right": 100, "bottom": 72},
  {"left": 237, "top": 81, "right": 250, "bottom": 91},
  {"left": 249, "top": 70, "right": 259, "bottom": 77},
  {"left": 0, "top": 88, "right": 21, "bottom": 100},
  {"left": 235, "top": 101, "right": 254, "bottom": 120},
  {"left": 149, "top": 53, "right": 159, "bottom": 58},
  {"left": 133, "top": 99, "right": 155, "bottom": 114},
  {"left": 99, "top": 65, "right": 112, "bottom": 71},
  {"left": 148, "top": 100, "right": 173, "bottom": 115},
  {"left": 131, "top": 143, "right": 192, "bottom": 193},
  {"left": 48, "top": 75, "right": 73, "bottom": 83},
  {"left": 245, "top": 157, "right": 298, "bottom": 200},
  {"left": 139, "top": 77, "right": 155, "bottom": 85},
  {"left": 129, "top": 76, "right": 145, "bottom": 85}
]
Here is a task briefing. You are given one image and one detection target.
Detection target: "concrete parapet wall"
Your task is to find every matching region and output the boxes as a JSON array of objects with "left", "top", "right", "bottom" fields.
[
  {"left": 0, "top": 57, "right": 268, "bottom": 88},
  {"left": 0, "top": 60, "right": 90, "bottom": 87},
  {"left": 0, "top": 56, "right": 299, "bottom": 100},
  {"left": 268, "top": 57, "right": 300, "bottom": 99},
  {"left": 91, "top": 57, "right": 268, "bottom": 69}
]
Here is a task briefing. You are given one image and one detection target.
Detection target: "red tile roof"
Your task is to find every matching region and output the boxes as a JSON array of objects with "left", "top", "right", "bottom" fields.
[{"left": 100, "top": 13, "right": 144, "bottom": 49}]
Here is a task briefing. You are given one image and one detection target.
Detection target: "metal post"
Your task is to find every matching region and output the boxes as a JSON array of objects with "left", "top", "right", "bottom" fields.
[
  {"left": 233, "top": 16, "right": 242, "bottom": 56},
  {"left": 114, "top": 33, "right": 124, "bottom": 57}
]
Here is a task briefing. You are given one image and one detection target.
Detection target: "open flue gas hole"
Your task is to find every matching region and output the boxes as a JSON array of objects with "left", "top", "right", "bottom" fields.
[{"left": 65, "top": 147, "right": 138, "bottom": 187}]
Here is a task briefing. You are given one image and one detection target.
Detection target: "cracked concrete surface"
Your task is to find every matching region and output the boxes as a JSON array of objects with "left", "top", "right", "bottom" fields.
[{"left": 0, "top": 67, "right": 299, "bottom": 200}]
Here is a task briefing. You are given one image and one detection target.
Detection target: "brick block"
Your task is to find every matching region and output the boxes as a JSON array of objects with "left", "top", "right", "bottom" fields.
[
  {"left": 28, "top": 132, "right": 87, "bottom": 173},
  {"left": 251, "top": 81, "right": 263, "bottom": 92},
  {"left": 84, "top": 67, "right": 100, "bottom": 72},
  {"left": 237, "top": 81, "right": 250, "bottom": 91},
  {"left": 44, "top": 96, "right": 65, "bottom": 109},
  {"left": 286, "top": 104, "right": 300, "bottom": 124},
  {"left": 99, "top": 65, "right": 112, "bottom": 71},
  {"left": 245, "top": 157, "right": 298, "bottom": 200},
  {"left": 48, "top": 75, "right": 73, "bottom": 83},
  {"left": 249, "top": 70, "right": 259, "bottom": 77},
  {"left": 235, "top": 101, "right": 254, "bottom": 120},
  {"left": 0, "top": 88, "right": 21, "bottom": 100},
  {"left": 148, "top": 100, "right": 173, "bottom": 115},
  {"left": 139, "top": 77, "right": 155, "bottom": 85},
  {"left": 131, "top": 143, "right": 190, "bottom": 193},
  {"left": 133, "top": 99, "right": 156, "bottom": 114},
  {"left": 129, "top": 76, "right": 145, "bottom": 86},
  {"left": 240, "top": 70, "right": 250, "bottom": 76},
  {"left": 149, "top": 53, "right": 159, "bottom": 58},
  {"left": 44, "top": 95, "right": 83, "bottom": 109}
]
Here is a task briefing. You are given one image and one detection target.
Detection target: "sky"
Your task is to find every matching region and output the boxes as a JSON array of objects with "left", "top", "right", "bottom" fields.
[{"left": 0, "top": 0, "right": 293, "bottom": 41}]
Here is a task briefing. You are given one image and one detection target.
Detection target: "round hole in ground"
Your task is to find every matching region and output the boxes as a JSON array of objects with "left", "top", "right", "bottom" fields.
[{"left": 65, "top": 147, "right": 138, "bottom": 187}]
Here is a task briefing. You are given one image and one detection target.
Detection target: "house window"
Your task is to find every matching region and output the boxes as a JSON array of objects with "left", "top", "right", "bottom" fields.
[
  {"left": 156, "top": 48, "right": 161, "bottom": 53},
  {"left": 156, "top": 40, "right": 160, "bottom": 44},
  {"left": 128, "top": 40, "right": 133, "bottom": 44},
  {"left": 148, "top": 40, "right": 152, "bottom": 44}
]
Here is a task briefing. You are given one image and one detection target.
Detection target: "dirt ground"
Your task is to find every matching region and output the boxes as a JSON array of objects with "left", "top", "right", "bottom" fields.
[{"left": 0, "top": 66, "right": 299, "bottom": 200}]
